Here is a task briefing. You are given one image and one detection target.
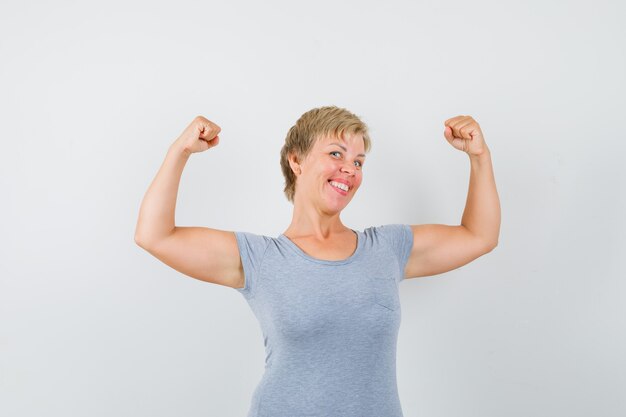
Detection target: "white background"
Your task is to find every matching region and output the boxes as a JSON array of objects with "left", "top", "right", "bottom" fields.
[{"left": 1, "top": 0, "right": 625, "bottom": 416}]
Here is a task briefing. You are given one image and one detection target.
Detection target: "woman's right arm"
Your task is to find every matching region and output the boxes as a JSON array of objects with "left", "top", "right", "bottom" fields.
[{"left": 134, "top": 117, "right": 244, "bottom": 289}]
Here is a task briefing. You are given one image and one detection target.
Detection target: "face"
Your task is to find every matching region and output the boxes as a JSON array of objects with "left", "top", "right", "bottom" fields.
[{"left": 292, "top": 131, "right": 366, "bottom": 214}]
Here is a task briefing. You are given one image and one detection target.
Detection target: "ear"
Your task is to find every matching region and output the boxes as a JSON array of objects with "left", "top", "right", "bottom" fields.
[{"left": 288, "top": 152, "right": 302, "bottom": 175}]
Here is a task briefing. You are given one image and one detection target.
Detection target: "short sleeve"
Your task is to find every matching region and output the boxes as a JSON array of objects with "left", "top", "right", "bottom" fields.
[
  {"left": 374, "top": 224, "right": 414, "bottom": 283},
  {"left": 233, "top": 231, "right": 271, "bottom": 298}
]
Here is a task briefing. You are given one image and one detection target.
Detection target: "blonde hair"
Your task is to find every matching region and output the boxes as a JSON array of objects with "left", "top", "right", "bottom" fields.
[{"left": 279, "top": 105, "right": 372, "bottom": 203}]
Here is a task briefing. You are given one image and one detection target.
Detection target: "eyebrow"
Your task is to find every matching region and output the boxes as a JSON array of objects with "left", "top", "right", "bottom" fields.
[{"left": 327, "top": 143, "right": 366, "bottom": 158}]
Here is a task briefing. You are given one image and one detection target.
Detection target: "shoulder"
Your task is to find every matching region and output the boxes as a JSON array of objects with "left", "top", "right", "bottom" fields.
[
  {"left": 234, "top": 231, "right": 274, "bottom": 256},
  {"left": 365, "top": 224, "right": 412, "bottom": 244},
  {"left": 364, "top": 223, "right": 413, "bottom": 262}
]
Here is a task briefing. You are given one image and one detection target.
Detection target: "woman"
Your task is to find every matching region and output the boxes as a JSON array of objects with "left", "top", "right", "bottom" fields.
[{"left": 134, "top": 105, "right": 500, "bottom": 417}]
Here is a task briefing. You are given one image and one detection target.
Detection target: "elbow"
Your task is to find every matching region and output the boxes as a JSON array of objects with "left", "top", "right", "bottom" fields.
[
  {"left": 134, "top": 230, "right": 172, "bottom": 249},
  {"left": 475, "top": 235, "right": 498, "bottom": 253},
  {"left": 469, "top": 231, "right": 498, "bottom": 253},
  {"left": 134, "top": 226, "right": 153, "bottom": 248},
  {"left": 484, "top": 240, "right": 498, "bottom": 252},
  {"left": 134, "top": 233, "right": 149, "bottom": 248}
]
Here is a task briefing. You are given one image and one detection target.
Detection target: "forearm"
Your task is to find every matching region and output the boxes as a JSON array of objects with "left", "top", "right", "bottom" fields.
[
  {"left": 134, "top": 140, "right": 191, "bottom": 245},
  {"left": 461, "top": 148, "right": 501, "bottom": 247}
]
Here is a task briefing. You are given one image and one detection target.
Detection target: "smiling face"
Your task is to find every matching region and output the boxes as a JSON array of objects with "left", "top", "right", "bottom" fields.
[{"left": 290, "top": 131, "right": 366, "bottom": 214}]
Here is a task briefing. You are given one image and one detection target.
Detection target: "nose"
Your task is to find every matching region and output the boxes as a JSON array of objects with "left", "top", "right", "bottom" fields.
[{"left": 340, "top": 160, "right": 355, "bottom": 175}]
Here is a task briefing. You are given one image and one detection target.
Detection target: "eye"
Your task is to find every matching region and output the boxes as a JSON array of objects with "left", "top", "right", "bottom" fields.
[{"left": 330, "top": 151, "right": 363, "bottom": 168}]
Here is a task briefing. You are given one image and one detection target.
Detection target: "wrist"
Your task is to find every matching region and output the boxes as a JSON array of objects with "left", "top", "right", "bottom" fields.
[
  {"left": 469, "top": 148, "right": 491, "bottom": 162},
  {"left": 169, "top": 140, "right": 192, "bottom": 159}
]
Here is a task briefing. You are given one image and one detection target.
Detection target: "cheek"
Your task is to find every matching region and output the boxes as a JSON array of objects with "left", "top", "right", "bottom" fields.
[
  {"left": 353, "top": 173, "right": 364, "bottom": 188},
  {"left": 322, "top": 162, "right": 340, "bottom": 176}
]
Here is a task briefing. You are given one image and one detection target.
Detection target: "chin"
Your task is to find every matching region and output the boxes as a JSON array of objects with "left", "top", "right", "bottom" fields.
[{"left": 327, "top": 199, "right": 351, "bottom": 212}]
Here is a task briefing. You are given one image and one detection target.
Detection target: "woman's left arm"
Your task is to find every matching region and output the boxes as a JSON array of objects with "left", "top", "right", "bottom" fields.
[
  {"left": 403, "top": 116, "right": 500, "bottom": 279},
  {"left": 444, "top": 115, "right": 501, "bottom": 247},
  {"left": 462, "top": 149, "right": 501, "bottom": 247}
]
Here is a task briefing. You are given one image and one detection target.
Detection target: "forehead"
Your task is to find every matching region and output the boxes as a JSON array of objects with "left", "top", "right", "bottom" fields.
[{"left": 316, "top": 132, "right": 365, "bottom": 151}]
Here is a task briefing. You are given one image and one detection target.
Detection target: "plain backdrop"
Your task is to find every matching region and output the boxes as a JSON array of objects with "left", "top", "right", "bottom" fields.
[{"left": 1, "top": 0, "right": 625, "bottom": 416}]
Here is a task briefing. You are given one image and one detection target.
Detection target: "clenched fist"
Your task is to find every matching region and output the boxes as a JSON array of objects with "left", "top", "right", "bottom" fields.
[
  {"left": 175, "top": 116, "right": 221, "bottom": 155},
  {"left": 443, "top": 115, "right": 488, "bottom": 157}
]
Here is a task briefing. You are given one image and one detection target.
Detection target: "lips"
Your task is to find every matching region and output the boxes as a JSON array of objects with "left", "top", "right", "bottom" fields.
[
  {"left": 328, "top": 178, "right": 352, "bottom": 190},
  {"left": 327, "top": 180, "right": 349, "bottom": 196}
]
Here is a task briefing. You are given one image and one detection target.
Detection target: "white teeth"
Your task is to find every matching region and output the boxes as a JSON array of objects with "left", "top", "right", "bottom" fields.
[{"left": 329, "top": 181, "right": 349, "bottom": 191}]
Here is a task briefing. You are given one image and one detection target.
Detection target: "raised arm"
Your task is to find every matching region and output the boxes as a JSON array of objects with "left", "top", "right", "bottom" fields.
[
  {"left": 134, "top": 117, "right": 244, "bottom": 289},
  {"left": 404, "top": 116, "right": 500, "bottom": 279}
]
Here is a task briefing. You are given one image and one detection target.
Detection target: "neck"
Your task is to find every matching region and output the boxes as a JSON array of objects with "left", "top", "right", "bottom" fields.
[{"left": 283, "top": 195, "right": 349, "bottom": 240}]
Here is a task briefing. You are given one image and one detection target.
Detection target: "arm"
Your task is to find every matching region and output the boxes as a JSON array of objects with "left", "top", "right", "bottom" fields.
[
  {"left": 461, "top": 148, "right": 500, "bottom": 248},
  {"left": 404, "top": 117, "right": 500, "bottom": 279},
  {"left": 134, "top": 117, "right": 243, "bottom": 289},
  {"left": 133, "top": 140, "right": 190, "bottom": 245},
  {"left": 135, "top": 115, "right": 220, "bottom": 244}
]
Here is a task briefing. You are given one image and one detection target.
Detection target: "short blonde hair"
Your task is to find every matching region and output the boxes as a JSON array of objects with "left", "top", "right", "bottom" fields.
[{"left": 279, "top": 105, "right": 372, "bottom": 203}]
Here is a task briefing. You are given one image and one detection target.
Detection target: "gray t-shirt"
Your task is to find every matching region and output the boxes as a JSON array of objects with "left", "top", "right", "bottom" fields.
[{"left": 234, "top": 224, "right": 413, "bottom": 417}]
